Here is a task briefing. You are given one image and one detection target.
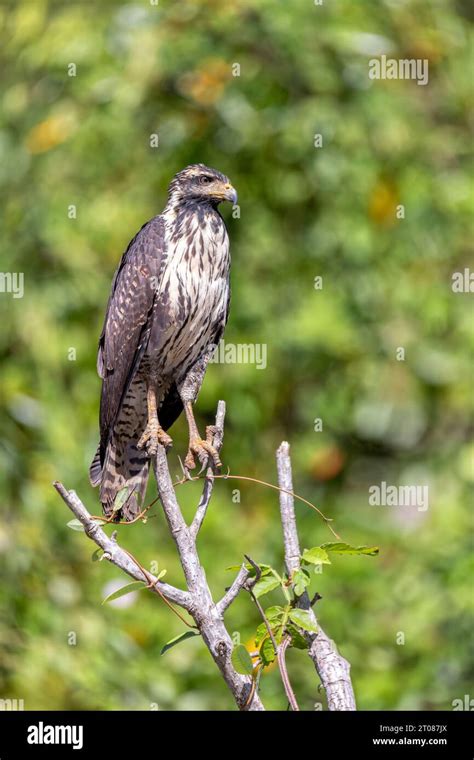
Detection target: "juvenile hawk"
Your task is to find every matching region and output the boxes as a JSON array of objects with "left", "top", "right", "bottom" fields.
[{"left": 89, "top": 164, "right": 236, "bottom": 521}]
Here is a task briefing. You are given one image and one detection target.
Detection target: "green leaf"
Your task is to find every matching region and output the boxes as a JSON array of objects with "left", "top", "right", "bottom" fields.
[
  {"left": 101, "top": 581, "right": 146, "bottom": 605},
  {"left": 265, "top": 605, "right": 286, "bottom": 621},
  {"left": 292, "top": 568, "right": 311, "bottom": 596},
  {"left": 260, "top": 636, "right": 276, "bottom": 666},
  {"left": 156, "top": 568, "right": 167, "bottom": 580},
  {"left": 253, "top": 575, "right": 282, "bottom": 599},
  {"left": 112, "top": 486, "right": 129, "bottom": 513},
  {"left": 302, "top": 547, "right": 331, "bottom": 565},
  {"left": 321, "top": 542, "right": 379, "bottom": 557},
  {"left": 287, "top": 623, "right": 309, "bottom": 650},
  {"left": 160, "top": 631, "right": 199, "bottom": 655},
  {"left": 226, "top": 562, "right": 272, "bottom": 575},
  {"left": 255, "top": 622, "right": 268, "bottom": 647},
  {"left": 288, "top": 608, "right": 319, "bottom": 633},
  {"left": 67, "top": 519, "right": 84, "bottom": 532},
  {"left": 231, "top": 644, "right": 254, "bottom": 675}
]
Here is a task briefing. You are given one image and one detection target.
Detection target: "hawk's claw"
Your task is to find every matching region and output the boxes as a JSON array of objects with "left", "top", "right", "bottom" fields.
[
  {"left": 184, "top": 434, "right": 222, "bottom": 473},
  {"left": 137, "top": 423, "right": 173, "bottom": 456}
]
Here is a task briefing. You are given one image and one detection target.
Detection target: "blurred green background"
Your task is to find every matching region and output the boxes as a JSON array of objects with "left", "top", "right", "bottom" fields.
[{"left": 0, "top": 0, "right": 472, "bottom": 711}]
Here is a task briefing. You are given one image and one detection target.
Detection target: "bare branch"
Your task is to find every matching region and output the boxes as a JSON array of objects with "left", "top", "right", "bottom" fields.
[
  {"left": 276, "top": 441, "right": 357, "bottom": 711},
  {"left": 276, "top": 442, "right": 301, "bottom": 572},
  {"left": 147, "top": 409, "right": 265, "bottom": 711},
  {"left": 53, "top": 481, "right": 192, "bottom": 611},
  {"left": 216, "top": 562, "right": 249, "bottom": 616},
  {"left": 54, "top": 463, "right": 264, "bottom": 711},
  {"left": 190, "top": 400, "right": 226, "bottom": 539},
  {"left": 152, "top": 446, "right": 201, "bottom": 590},
  {"left": 55, "top": 409, "right": 356, "bottom": 713}
]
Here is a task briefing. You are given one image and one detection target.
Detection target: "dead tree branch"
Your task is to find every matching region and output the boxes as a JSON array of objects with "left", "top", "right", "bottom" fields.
[
  {"left": 276, "top": 441, "right": 357, "bottom": 711},
  {"left": 217, "top": 563, "right": 250, "bottom": 616},
  {"left": 53, "top": 481, "right": 192, "bottom": 611},
  {"left": 54, "top": 405, "right": 356, "bottom": 711},
  {"left": 55, "top": 402, "right": 264, "bottom": 711},
  {"left": 190, "top": 400, "right": 225, "bottom": 540}
]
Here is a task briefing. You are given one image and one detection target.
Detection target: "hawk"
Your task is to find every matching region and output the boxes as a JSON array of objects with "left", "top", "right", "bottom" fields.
[{"left": 89, "top": 164, "right": 237, "bottom": 521}]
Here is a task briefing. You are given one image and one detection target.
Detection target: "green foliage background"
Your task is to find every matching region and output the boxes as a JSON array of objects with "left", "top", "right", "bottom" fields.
[{"left": 0, "top": 0, "right": 472, "bottom": 711}]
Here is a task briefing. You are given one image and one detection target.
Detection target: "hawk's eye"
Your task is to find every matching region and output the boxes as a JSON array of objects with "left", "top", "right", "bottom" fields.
[{"left": 199, "top": 175, "right": 213, "bottom": 185}]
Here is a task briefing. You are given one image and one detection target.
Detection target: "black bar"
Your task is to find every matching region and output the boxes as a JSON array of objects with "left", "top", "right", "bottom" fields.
[{"left": 0, "top": 710, "right": 470, "bottom": 756}]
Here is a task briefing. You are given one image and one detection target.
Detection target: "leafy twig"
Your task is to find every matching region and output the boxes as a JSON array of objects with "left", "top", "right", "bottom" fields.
[{"left": 245, "top": 555, "right": 300, "bottom": 712}]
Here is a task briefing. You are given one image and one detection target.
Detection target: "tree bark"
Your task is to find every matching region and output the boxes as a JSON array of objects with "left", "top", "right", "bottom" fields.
[{"left": 276, "top": 441, "right": 356, "bottom": 711}]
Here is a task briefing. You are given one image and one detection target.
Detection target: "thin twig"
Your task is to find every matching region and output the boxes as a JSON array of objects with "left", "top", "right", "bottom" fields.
[
  {"left": 190, "top": 400, "right": 226, "bottom": 539},
  {"left": 175, "top": 472, "right": 341, "bottom": 539},
  {"left": 119, "top": 545, "right": 196, "bottom": 628},
  {"left": 90, "top": 495, "right": 160, "bottom": 525},
  {"left": 278, "top": 635, "right": 298, "bottom": 712},
  {"left": 216, "top": 563, "right": 250, "bottom": 616},
  {"left": 246, "top": 556, "right": 300, "bottom": 712}
]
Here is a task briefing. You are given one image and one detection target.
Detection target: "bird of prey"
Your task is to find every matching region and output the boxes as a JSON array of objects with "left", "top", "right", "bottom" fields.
[{"left": 89, "top": 164, "right": 237, "bottom": 521}]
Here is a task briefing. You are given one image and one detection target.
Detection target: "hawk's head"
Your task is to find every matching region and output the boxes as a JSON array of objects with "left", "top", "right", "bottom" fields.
[{"left": 167, "top": 164, "right": 237, "bottom": 208}]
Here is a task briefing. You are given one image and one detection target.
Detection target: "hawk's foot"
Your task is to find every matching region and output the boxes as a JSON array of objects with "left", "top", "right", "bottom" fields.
[
  {"left": 137, "top": 422, "right": 173, "bottom": 456},
  {"left": 184, "top": 426, "right": 222, "bottom": 472}
]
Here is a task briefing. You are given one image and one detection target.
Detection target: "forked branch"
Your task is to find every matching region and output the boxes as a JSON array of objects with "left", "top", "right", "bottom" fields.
[{"left": 54, "top": 404, "right": 355, "bottom": 711}]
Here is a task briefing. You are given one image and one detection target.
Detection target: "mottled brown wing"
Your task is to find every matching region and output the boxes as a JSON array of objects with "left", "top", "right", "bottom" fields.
[{"left": 97, "top": 215, "right": 166, "bottom": 461}]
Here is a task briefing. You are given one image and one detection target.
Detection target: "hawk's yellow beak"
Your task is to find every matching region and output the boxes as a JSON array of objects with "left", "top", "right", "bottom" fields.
[{"left": 223, "top": 183, "right": 238, "bottom": 204}]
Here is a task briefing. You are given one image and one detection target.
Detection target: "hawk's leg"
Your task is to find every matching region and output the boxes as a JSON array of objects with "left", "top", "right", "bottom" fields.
[
  {"left": 137, "top": 385, "right": 173, "bottom": 456},
  {"left": 177, "top": 346, "right": 222, "bottom": 472},
  {"left": 182, "top": 401, "right": 222, "bottom": 472}
]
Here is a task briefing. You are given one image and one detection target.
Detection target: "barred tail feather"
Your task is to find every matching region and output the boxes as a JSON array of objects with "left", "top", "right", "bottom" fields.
[
  {"left": 89, "top": 445, "right": 102, "bottom": 487},
  {"left": 94, "top": 437, "right": 150, "bottom": 522}
]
